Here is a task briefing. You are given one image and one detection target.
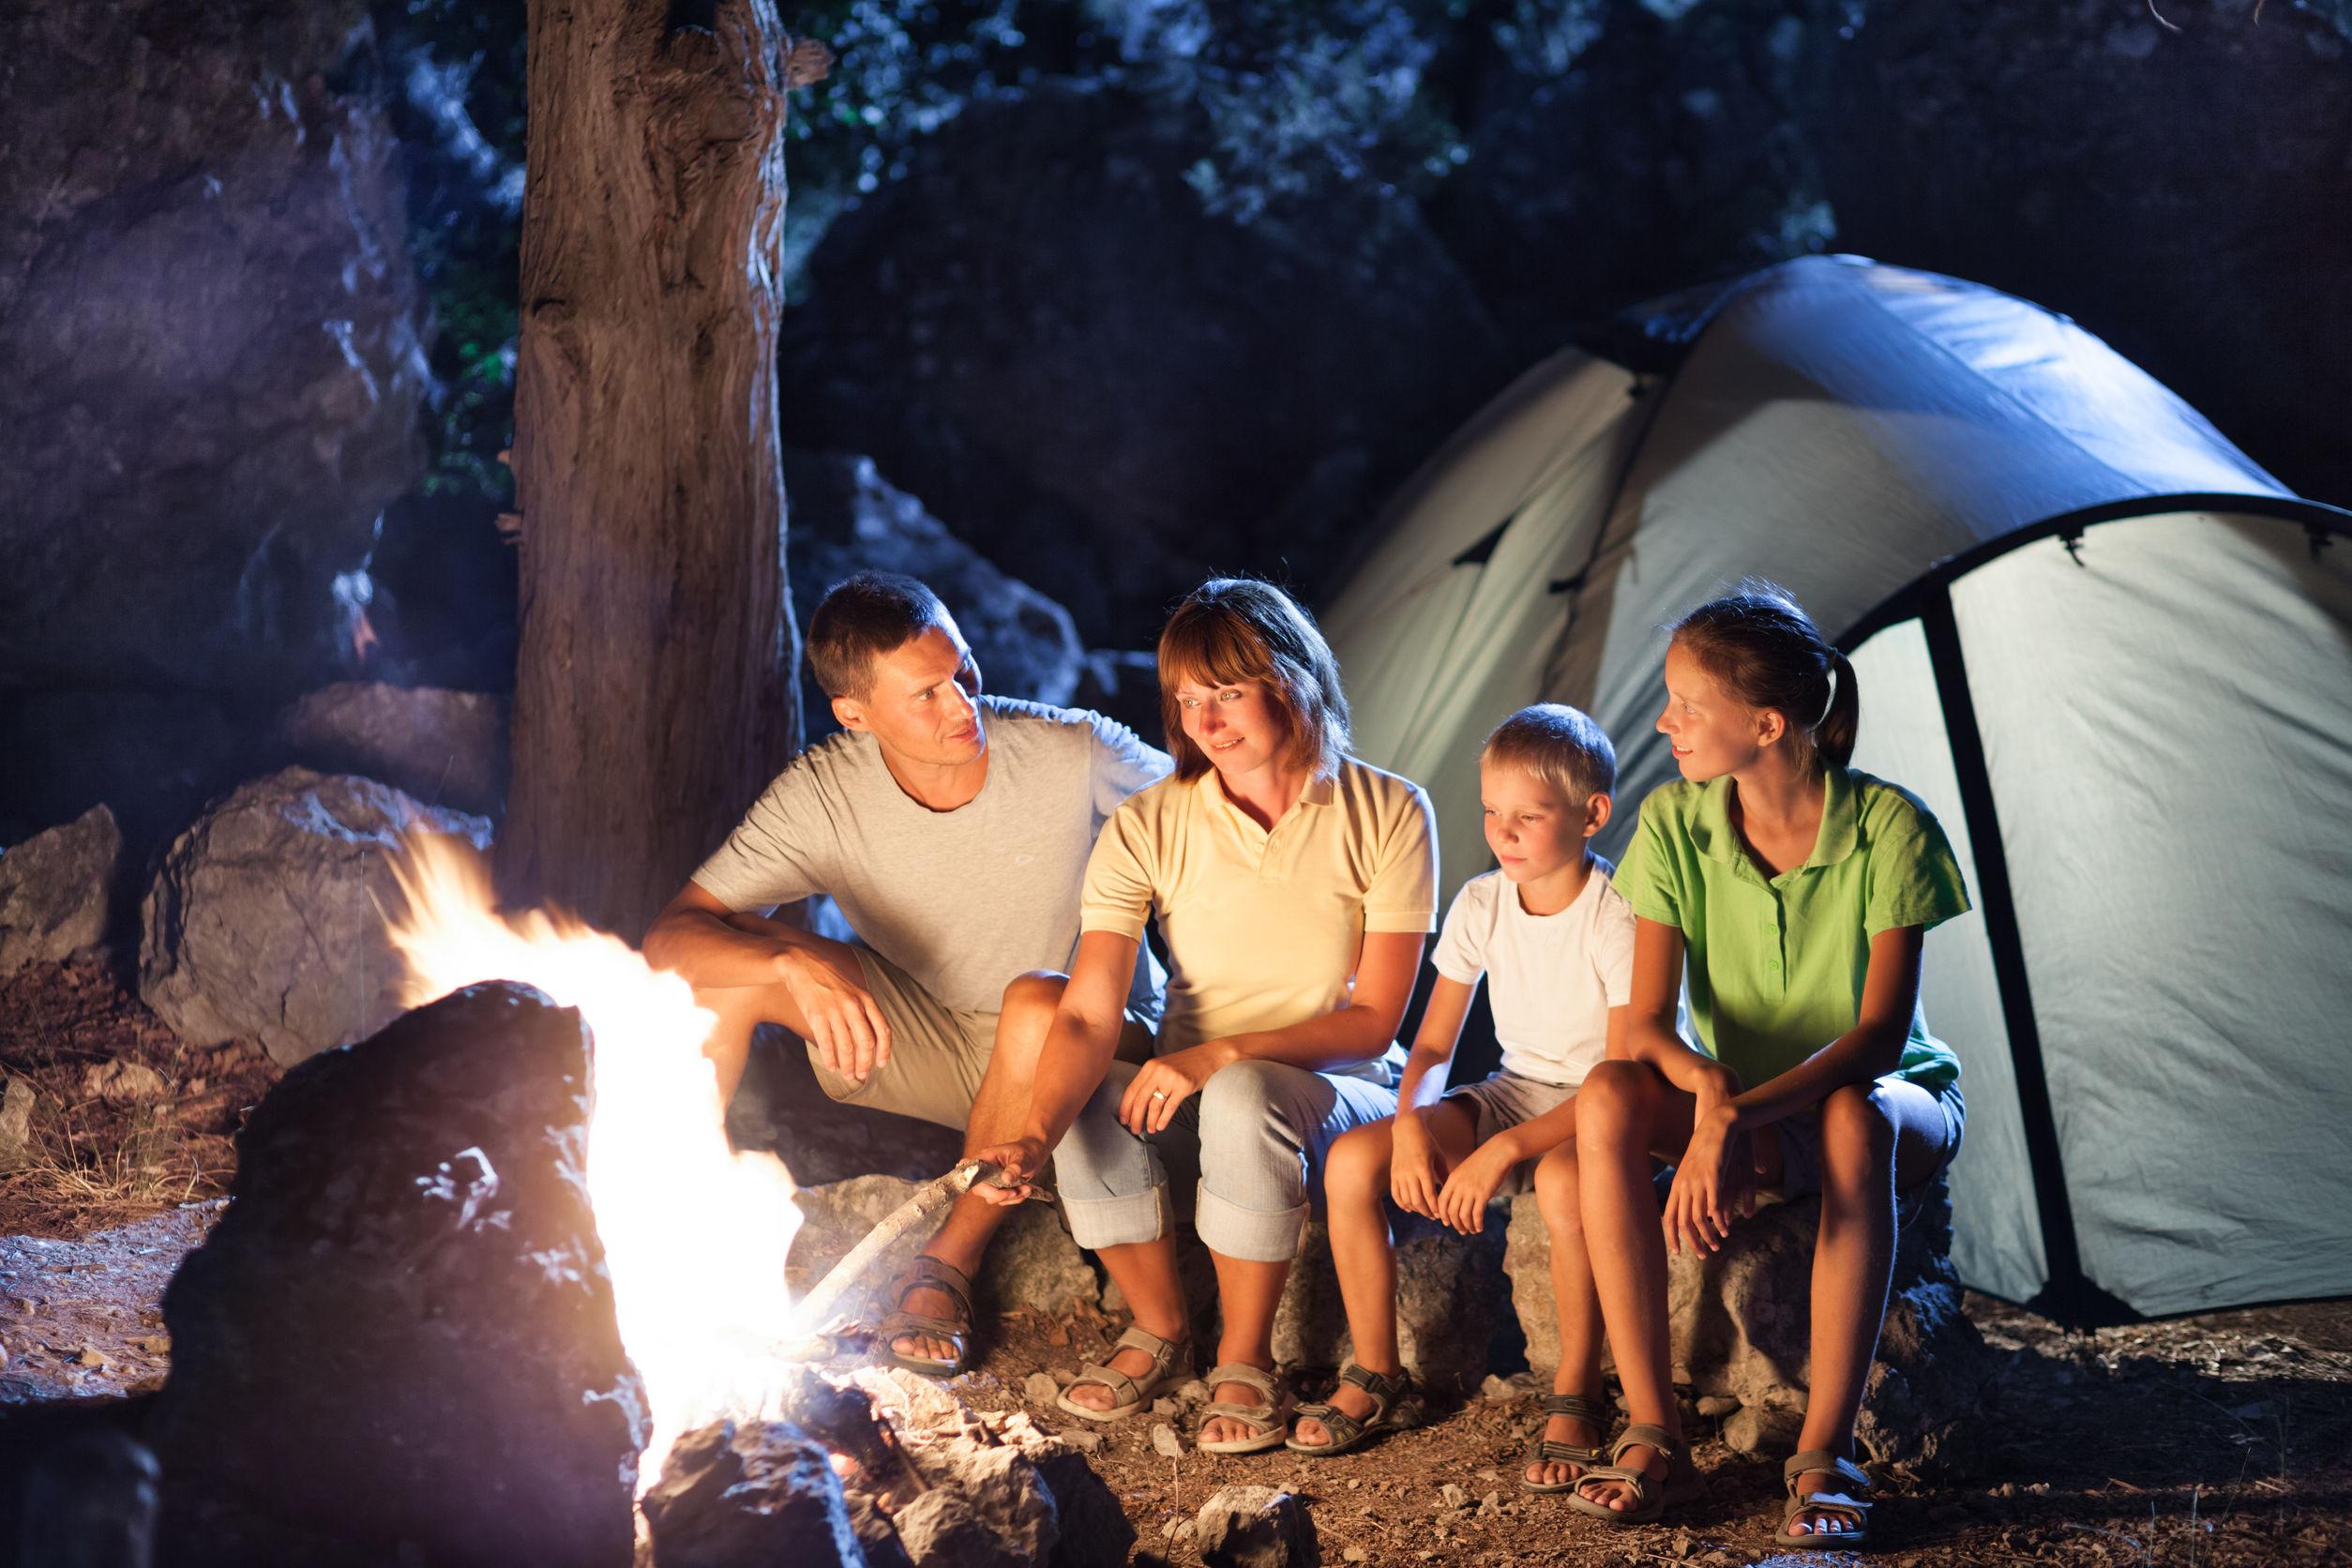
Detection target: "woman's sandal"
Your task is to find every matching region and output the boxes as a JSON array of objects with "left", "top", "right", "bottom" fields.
[
  {"left": 1773, "top": 1450, "right": 1875, "bottom": 1549},
  {"left": 1055, "top": 1324, "right": 1193, "bottom": 1422},
  {"left": 1563, "top": 1424, "right": 1707, "bottom": 1526},
  {"left": 1518, "top": 1392, "right": 1612, "bottom": 1493},
  {"left": 876, "top": 1255, "right": 978, "bottom": 1377},
  {"left": 1285, "top": 1363, "right": 1410, "bottom": 1456},
  {"left": 1197, "top": 1362, "right": 1292, "bottom": 1455}
]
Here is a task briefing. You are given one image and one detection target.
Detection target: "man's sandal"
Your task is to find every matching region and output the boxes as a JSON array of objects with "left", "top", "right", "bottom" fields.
[
  {"left": 1198, "top": 1363, "right": 1292, "bottom": 1455},
  {"left": 877, "top": 1255, "right": 977, "bottom": 1377},
  {"left": 1563, "top": 1425, "right": 1707, "bottom": 1526},
  {"left": 1774, "top": 1450, "right": 1874, "bottom": 1549},
  {"left": 1285, "top": 1363, "right": 1410, "bottom": 1455},
  {"left": 1056, "top": 1324, "right": 1193, "bottom": 1422},
  {"left": 1519, "top": 1392, "right": 1612, "bottom": 1493}
]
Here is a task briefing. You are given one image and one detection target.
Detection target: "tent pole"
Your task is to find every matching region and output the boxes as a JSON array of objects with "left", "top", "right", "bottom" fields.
[{"left": 1917, "top": 586, "right": 2122, "bottom": 1325}]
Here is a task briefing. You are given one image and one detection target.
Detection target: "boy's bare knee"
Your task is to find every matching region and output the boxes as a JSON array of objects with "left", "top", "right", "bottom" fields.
[
  {"left": 1324, "top": 1123, "right": 1389, "bottom": 1189},
  {"left": 1533, "top": 1142, "right": 1582, "bottom": 1227}
]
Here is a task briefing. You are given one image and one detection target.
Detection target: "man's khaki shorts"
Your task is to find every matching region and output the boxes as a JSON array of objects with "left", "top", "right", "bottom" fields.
[{"left": 806, "top": 947, "right": 1156, "bottom": 1133}]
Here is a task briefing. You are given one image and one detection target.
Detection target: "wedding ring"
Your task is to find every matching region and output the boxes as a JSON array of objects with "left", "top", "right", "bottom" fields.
[{"left": 1150, "top": 1090, "right": 1168, "bottom": 1099}]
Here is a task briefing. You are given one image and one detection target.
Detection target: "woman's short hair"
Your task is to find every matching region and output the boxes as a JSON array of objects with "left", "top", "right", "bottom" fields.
[
  {"left": 1482, "top": 703, "right": 1617, "bottom": 805},
  {"left": 1156, "top": 578, "right": 1350, "bottom": 781},
  {"left": 806, "top": 572, "right": 948, "bottom": 700}
]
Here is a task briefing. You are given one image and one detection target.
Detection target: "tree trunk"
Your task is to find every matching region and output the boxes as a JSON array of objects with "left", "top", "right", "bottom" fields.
[{"left": 505, "top": 0, "right": 822, "bottom": 938}]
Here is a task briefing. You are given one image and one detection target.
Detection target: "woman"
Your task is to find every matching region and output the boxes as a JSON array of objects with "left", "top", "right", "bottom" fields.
[{"left": 975, "top": 578, "right": 1436, "bottom": 1453}]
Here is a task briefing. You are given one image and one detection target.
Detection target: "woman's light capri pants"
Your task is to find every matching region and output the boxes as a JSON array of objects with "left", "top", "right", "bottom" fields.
[{"left": 1051, "top": 1056, "right": 1398, "bottom": 1262}]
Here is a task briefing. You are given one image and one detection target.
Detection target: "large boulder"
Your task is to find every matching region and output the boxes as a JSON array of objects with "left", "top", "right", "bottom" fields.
[
  {"left": 783, "top": 82, "right": 1507, "bottom": 648},
  {"left": 138, "top": 768, "right": 492, "bottom": 1065},
  {"left": 1503, "top": 1171, "right": 1991, "bottom": 1467},
  {"left": 785, "top": 450, "right": 1088, "bottom": 722},
  {"left": 0, "top": 806, "right": 125, "bottom": 978},
  {"left": 0, "top": 0, "right": 429, "bottom": 694},
  {"left": 147, "top": 982, "right": 644, "bottom": 1566},
  {"left": 788, "top": 1174, "right": 1101, "bottom": 1319},
  {"left": 272, "top": 683, "right": 508, "bottom": 819}
]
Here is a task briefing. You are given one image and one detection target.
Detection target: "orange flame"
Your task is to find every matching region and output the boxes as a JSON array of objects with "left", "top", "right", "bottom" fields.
[{"left": 381, "top": 832, "right": 805, "bottom": 1493}]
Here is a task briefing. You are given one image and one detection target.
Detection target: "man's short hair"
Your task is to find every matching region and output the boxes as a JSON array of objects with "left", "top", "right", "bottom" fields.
[
  {"left": 806, "top": 572, "right": 949, "bottom": 700},
  {"left": 1481, "top": 703, "right": 1616, "bottom": 804}
]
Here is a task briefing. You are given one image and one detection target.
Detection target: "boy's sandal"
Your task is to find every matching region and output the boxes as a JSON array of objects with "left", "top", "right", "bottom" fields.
[
  {"left": 1774, "top": 1450, "right": 1874, "bottom": 1549},
  {"left": 1285, "top": 1363, "right": 1411, "bottom": 1456},
  {"left": 877, "top": 1255, "right": 977, "bottom": 1377},
  {"left": 1519, "top": 1392, "right": 1612, "bottom": 1493},
  {"left": 1055, "top": 1324, "right": 1192, "bottom": 1423},
  {"left": 1197, "top": 1362, "right": 1292, "bottom": 1455},
  {"left": 1563, "top": 1425, "right": 1706, "bottom": 1527}
]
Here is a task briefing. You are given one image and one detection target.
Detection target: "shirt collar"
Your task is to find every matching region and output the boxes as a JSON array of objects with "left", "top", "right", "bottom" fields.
[
  {"left": 1198, "top": 766, "right": 1336, "bottom": 819},
  {"left": 1689, "top": 766, "right": 1861, "bottom": 873}
]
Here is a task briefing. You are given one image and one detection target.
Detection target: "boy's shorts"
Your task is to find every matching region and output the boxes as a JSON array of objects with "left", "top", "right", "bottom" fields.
[
  {"left": 1441, "top": 1069, "right": 1577, "bottom": 1197},
  {"left": 1761, "top": 1077, "right": 1967, "bottom": 1202}
]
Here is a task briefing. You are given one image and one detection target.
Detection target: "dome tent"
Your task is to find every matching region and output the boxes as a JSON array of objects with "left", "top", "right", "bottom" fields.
[{"left": 1324, "top": 255, "right": 2352, "bottom": 1321}]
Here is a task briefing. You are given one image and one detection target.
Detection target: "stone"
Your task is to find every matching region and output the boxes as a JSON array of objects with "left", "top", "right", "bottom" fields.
[
  {"left": 0, "top": 1077, "right": 35, "bottom": 1173},
  {"left": 1438, "top": 1484, "right": 1470, "bottom": 1511},
  {"left": 1504, "top": 1171, "right": 1991, "bottom": 1468},
  {"left": 1151, "top": 1423, "right": 1185, "bottom": 1458},
  {"left": 1273, "top": 1213, "right": 1509, "bottom": 1395},
  {"left": 785, "top": 451, "right": 1089, "bottom": 723},
  {"left": 273, "top": 684, "right": 509, "bottom": 820},
  {"left": 0, "top": 0, "right": 428, "bottom": 695},
  {"left": 783, "top": 82, "right": 1507, "bottom": 652},
  {"left": 0, "top": 806, "right": 124, "bottom": 978},
  {"left": 137, "top": 767, "right": 494, "bottom": 1066},
  {"left": 82, "top": 1061, "right": 170, "bottom": 1105},
  {"left": 788, "top": 1174, "right": 1100, "bottom": 1321},
  {"left": 1023, "top": 1372, "right": 1062, "bottom": 1407},
  {"left": 1193, "top": 1485, "right": 1318, "bottom": 1568},
  {"left": 641, "top": 1420, "right": 865, "bottom": 1568},
  {"left": 146, "top": 982, "right": 644, "bottom": 1566}
]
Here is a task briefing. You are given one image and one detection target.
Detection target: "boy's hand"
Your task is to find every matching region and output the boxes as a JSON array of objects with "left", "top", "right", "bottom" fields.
[
  {"left": 1390, "top": 1110, "right": 1445, "bottom": 1218},
  {"left": 1434, "top": 1139, "right": 1516, "bottom": 1235}
]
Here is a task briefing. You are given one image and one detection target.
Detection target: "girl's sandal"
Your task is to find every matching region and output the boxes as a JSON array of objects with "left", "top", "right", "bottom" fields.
[
  {"left": 1285, "top": 1363, "right": 1410, "bottom": 1456},
  {"left": 1055, "top": 1324, "right": 1192, "bottom": 1423},
  {"left": 1197, "top": 1362, "right": 1292, "bottom": 1455},
  {"left": 1563, "top": 1425, "right": 1706, "bottom": 1526},
  {"left": 1518, "top": 1392, "right": 1612, "bottom": 1493},
  {"left": 1773, "top": 1450, "right": 1875, "bottom": 1550},
  {"left": 877, "top": 1256, "right": 978, "bottom": 1377}
]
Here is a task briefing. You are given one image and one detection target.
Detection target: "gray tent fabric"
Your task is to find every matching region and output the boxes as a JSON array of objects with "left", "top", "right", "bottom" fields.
[{"left": 1326, "top": 255, "right": 2352, "bottom": 1318}]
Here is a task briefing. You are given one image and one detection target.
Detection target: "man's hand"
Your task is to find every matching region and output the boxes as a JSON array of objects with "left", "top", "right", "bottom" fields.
[
  {"left": 970, "top": 1137, "right": 1048, "bottom": 1205},
  {"left": 1389, "top": 1108, "right": 1445, "bottom": 1218},
  {"left": 776, "top": 947, "right": 892, "bottom": 1084},
  {"left": 1434, "top": 1138, "right": 1517, "bottom": 1235}
]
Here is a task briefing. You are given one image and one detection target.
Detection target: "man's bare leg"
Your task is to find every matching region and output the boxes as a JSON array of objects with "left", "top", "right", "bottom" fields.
[{"left": 890, "top": 972, "right": 1067, "bottom": 1363}]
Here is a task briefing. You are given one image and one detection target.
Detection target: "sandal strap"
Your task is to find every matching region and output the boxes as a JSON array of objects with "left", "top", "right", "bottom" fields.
[
  {"left": 1336, "top": 1363, "right": 1410, "bottom": 1405},
  {"left": 1113, "top": 1323, "right": 1186, "bottom": 1365},
  {"left": 1784, "top": 1451, "right": 1872, "bottom": 1496},
  {"left": 1204, "top": 1362, "right": 1278, "bottom": 1401},
  {"left": 1572, "top": 1461, "right": 1659, "bottom": 1509},
  {"left": 1531, "top": 1438, "right": 1607, "bottom": 1465},
  {"left": 1292, "top": 1402, "right": 1366, "bottom": 1444},
  {"left": 892, "top": 1255, "right": 974, "bottom": 1319},
  {"left": 1539, "top": 1392, "right": 1611, "bottom": 1425},
  {"left": 1610, "top": 1423, "right": 1681, "bottom": 1467},
  {"left": 1069, "top": 1361, "right": 1141, "bottom": 1403}
]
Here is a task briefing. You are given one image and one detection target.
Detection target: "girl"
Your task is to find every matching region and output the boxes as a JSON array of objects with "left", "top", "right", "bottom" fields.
[
  {"left": 1563, "top": 581, "right": 1968, "bottom": 1549},
  {"left": 974, "top": 578, "right": 1436, "bottom": 1454}
]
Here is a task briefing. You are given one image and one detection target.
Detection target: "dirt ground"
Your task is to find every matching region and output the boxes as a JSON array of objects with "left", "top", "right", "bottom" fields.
[{"left": 5, "top": 957, "right": 2349, "bottom": 1566}]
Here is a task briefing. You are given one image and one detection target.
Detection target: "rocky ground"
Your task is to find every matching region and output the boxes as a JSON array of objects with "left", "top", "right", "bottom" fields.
[{"left": 4, "top": 957, "right": 2349, "bottom": 1566}]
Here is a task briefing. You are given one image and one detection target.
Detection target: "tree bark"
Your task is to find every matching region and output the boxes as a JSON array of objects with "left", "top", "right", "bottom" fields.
[{"left": 505, "top": 0, "right": 820, "bottom": 937}]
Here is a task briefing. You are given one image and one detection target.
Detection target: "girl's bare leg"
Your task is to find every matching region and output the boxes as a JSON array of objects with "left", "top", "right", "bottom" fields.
[
  {"left": 1788, "top": 1079, "right": 1950, "bottom": 1537},
  {"left": 1575, "top": 1060, "right": 1698, "bottom": 1509},
  {"left": 1526, "top": 1136, "right": 1606, "bottom": 1485}
]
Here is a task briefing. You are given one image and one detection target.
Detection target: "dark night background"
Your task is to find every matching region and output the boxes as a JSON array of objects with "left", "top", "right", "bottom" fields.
[{"left": 2, "top": 0, "right": 2347, "bottom": 853}]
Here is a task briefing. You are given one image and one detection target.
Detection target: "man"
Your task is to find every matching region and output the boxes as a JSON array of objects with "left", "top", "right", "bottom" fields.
[{"left": 643, "top": 571, "right": 1168, "bottom": 1374}]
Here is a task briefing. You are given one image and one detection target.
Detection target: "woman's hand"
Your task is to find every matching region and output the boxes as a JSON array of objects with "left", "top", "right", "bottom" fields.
[
  {"left": 1663, "top": 1103, "right": 1756, "bottom": 1256},
  {"left": 1434, "top": 1138, "right": 1517, "bottom": 1235},
  {"left": 1389, "top": 1109, "right": 1446, "bottom": 1218},
  {"left": 1117, "top": 1045, "right": 1229, "bottom": 1135},
  {"left": 970, "top": 1137, "right": 1047, "bottom": 1205}
]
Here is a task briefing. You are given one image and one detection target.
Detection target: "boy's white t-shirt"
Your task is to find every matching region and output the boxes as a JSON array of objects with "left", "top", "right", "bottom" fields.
[{"left": 1431, "top": 863, "right": 1636, "bottom": 1087}]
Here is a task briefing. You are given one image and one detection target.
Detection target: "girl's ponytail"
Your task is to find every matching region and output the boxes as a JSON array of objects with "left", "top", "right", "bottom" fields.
[
  {"left": 1816, "top": 648, "right": 1859, "bottom": 770},
  {"left": 1668, "top": 579, "right": 1859, "bottom": 773}
]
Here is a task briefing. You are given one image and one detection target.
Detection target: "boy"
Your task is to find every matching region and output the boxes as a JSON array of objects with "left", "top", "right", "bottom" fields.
[{"left": 1287, "top": 704, "right": 1633, "bottom": 1485}]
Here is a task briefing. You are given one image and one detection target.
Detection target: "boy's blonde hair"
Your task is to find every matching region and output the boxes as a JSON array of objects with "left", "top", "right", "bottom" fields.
[{"left": 1481, "top": 703, "right": 1616, "bottom": 805}]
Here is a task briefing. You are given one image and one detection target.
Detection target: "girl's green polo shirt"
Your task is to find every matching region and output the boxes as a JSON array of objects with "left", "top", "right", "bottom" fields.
[{"left": 1613, "top": 766, "right": 1969, "bottom": 1093}]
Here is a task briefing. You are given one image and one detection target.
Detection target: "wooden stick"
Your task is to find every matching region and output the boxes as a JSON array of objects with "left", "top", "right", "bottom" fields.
[{"left": 788, "top": 1159, "right": 995, "bottom": 1340}]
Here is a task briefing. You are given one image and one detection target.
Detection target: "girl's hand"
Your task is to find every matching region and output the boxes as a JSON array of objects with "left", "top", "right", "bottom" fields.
[
  {"left": 1434, "top": 1140, "right": 1516, "bottom": 1235},
  {"left": 1118, "top": 1046, "right": 1224, "bottom": 1135},
  {"left": 1664, "top": 1105, "right": 1756, "bottom": 1256},
  {"left": 1390, "top": 1110, "right": 1446, "bottom": 1218}
]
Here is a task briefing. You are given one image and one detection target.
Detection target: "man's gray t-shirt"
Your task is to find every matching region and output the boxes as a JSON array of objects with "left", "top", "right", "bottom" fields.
[{"left": 691, "top": 697, "right": 1170, "bottom": 1017}]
